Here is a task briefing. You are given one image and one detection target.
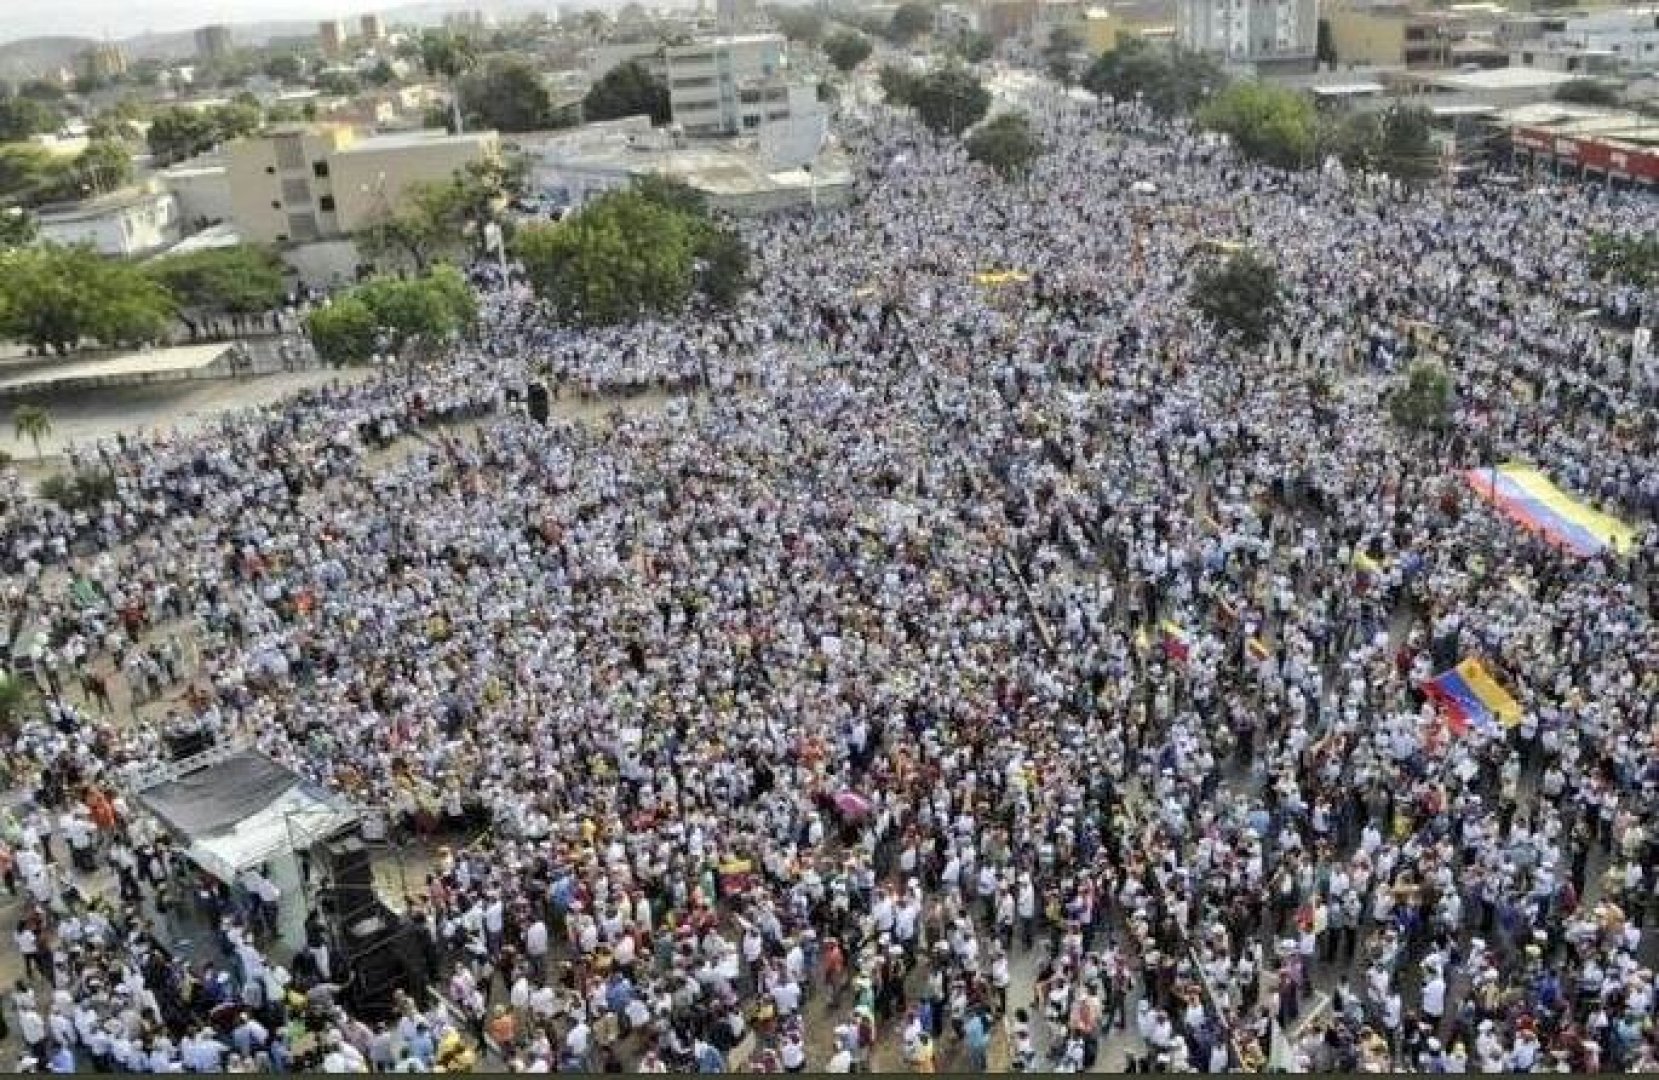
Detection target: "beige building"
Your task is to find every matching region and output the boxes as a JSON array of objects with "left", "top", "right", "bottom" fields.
[
  {"left": 1326, "top": 6, "right": 1454, "bottom": 67},
  {"left": 77, "top": 44, "right": 129, "bottom": 83},
  {"left": 225, "top": 125, "right": 499, "bottom": 245},
  {"left": 1082, "top": 4, "right": 1170, "bottom": 52},
  {"left": 319, "top": 20, "right": 348, "bottom": 55},
  {"left": 360, "top": 14, "right": 386, "bottom": 42}
]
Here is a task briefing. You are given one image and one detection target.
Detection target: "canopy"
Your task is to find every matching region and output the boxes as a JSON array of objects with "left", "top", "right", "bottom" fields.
[
  {"left": 1465, "top": 464, "right": 1634, "bottom": 557},
  {"left": 133, "top": 749, "right": 359, "bottom": 882}
]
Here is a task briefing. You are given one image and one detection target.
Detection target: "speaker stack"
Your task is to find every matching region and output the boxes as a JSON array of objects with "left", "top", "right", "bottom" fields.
[{"left": 316, "top": 833, "right": 429, "bottom": 1021}]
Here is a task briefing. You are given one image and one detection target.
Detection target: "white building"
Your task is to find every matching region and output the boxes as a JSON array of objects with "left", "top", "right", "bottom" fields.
[
  {"left": 1177, "top": 0, "right": 1318, "bottom": 64},
  {"left": 1543, "top": 8, "right": 1659, "bottom": 66},
  {"left": 158, "top": 159, "right": 233, "bottom": 230},
  {"left": 35, "top": 188, "right": 181, "bottom": 257},
  {"left": 584, "top": 34, "right": 823, "bottom": 139}
]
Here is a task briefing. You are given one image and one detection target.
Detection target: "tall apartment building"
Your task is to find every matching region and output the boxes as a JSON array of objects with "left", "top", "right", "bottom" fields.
[
  {"left": 225, "top": 125, "right": 499, "bottom": 245},
  {"left": 1545, "top": 8, "right": 1659, "bottom": 64},
  {"left": 665, "top": 34, "right": 788, "bottom": 136},
  {"left": 1177, "top": 0, "right": 1318, "bottom": 63},
  {"left": 360, "top": 14, "right": 387, "bottom": 42},
  {"left": 319, "top": 20, "right": 348, "bottom": 55},
  {"left": 195, "top": 25, "right": 234, "bottom": 60},
  {"left": 77, "top": 44, "right": 129, "bottom": 83}
]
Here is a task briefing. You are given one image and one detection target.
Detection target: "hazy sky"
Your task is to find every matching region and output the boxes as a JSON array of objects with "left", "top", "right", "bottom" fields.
[{"left": 4, "top": 0, "right": 386, "bottom": 43}]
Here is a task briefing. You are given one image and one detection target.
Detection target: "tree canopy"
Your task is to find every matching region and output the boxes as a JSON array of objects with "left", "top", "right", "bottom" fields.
[
  {"left": 1328, "top": 104, "right": 1437, "bottom": 181},
  {"left": 0, "top": 140, "right": 133, "bottom": 207},
  {"left": 147, "top": 104, "right": 261, "bottom": 166},
  {"left": 146, "top": 245, "right": 287, "bottom": 318},
  {"left": 888, "top": 1, "right": 937, "bottom": 43},
  {"left": 306, "top": 266, "right": 477, "bottom": 365},
  {"left": 460, "top": 58, "right": 569, "bottom": 132},
  {"left": 1189, "top": 249, "right": 1282, "bottom": 348},
  {"left": 823, "top": 30, "right": 874, "bottom": 73},
  {"left": 1197, "top": 81, "right": 1318, "bottom": 171},
  {"left": 583, "top": 58, "right": 671, "bottom": 124},
  {"left": 893, "top": 63, "right": 990, "bottom": 136},
  {"left": 0, "top": 245, "right": 175, "bottom": 355},
  {"left": 770, "top": 6, "right": 825, "bottom": 44},
  {"left": 1388, "top": 359, "right": 1453, "bottom": 433},
  {"left": 1081, "top": 39, "right": 1224, "bottom": 117},
  {"left": 1587, "top": 232, "right": 1659, "bottom": 287},
  {"left": 359, "top": 159, "right": 524, "bottom": 271},
  {"left": 965, "top": 111, "right": 1043, "bottom": 181},
  {"left": 514, "top": 180, "right": 750, "bottom": 327},
  {"left": 1554, "top": 78, "right": 1619, "bottom": 106},
  {"left": 0, "top": 95, "right": 60, "bottom": 141},
  {"left": 952, "top": 30, "right": 994, "bottom": 63},
  {"left": 1043, "top": 27, "right": 1084, "bottom": 87}
]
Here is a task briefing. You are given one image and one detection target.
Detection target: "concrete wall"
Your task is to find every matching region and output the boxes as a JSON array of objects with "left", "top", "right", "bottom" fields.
[
  {"left": 329, "top": 134, "right": 499, "bottom": 233},
  {"left": 36, "top": 193, "right": 181, "bottom": 257},
  {"left": 281, "top": 238, "right": 361, "bottom": 290}
]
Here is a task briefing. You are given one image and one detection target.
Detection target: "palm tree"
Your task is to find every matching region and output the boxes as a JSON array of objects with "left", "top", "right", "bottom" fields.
[
  {"left": 420, "top": 31, "right": 478, "bottom": 134},
  {"left": 12, "top": 403, "right": 51, "bottom": 461}
]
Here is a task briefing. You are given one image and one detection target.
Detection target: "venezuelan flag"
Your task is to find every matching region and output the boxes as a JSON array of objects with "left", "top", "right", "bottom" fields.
[
  {"left": 1422, "top": 658, "right": 1522, "bottom": 737},
  {"left": 1161, "top": 620, "right": 1190, "bottom": 662},
  {"left": 1352, "top": 551, "right": 1383, "bottom": 575},
  {"left": 1465, "top": 464, "right": 1635, "bottom": 558},
  {"left": 1246, "top": 636, "right": 1271, "bottom": 662}
]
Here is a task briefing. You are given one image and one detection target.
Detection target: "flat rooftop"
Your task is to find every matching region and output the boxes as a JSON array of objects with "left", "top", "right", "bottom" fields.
[
  {"left": 1429, "top": 67, "right": 1578, "bottom": 91},
  {"left": 334, "top": 128, "right": 498, "bottom": 154},
  {"left": 0, "top": 344, "right": 233, "bottom": 396}
]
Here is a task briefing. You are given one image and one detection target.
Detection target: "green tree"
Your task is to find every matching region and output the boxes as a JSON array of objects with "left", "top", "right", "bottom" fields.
[
  {"left": 0, "top": 208, "right": 37, "bottom": 249},
  {"left": 210, "top": 101, "right": 264, "bottom": 141},
  {"left": 0, "top": 96, "right": 59, "bottom": 141},
  {"left": 1198, "top": 80, "right": 1318, "bottom": 170},
  {"left": 147, "top": 245, "right": 287, "bottom": 320},
  {"left": 583, "top": 58, "right": 671, "bottom": 124},
  {"left": 460, "top": 58, "right": 562, "bottom": 132},
  {"left": 314, "top": 70, "right": 363, "bottom": 97},
  {"left": 770, "top": 6, "right": 825, "bottom": 44},
  {"left": 1554, "top": 78, "right": 1619, "bottom": 106},
  {"left": 1043, "top": 27, "right": 1084, "bottom": 87},
  {"left": 515, "top": 189, "right": 701, "bottom": 325},
  {"left": 966, "top": 110, "right": 1043, "bottom": 180},
  {"left": 879, "top": 64, "right": 920, "bottom": 105},
  {"left": 355, "top": 266, "right": 478, "bottom": 355},
  {"left": 0, "top": 246, "right": 175, "bottom": 355},
  {"left": 305, "top": 294, "right": 379, "bottom": 365},
  {"left": 1316, "top": 18, "right": 1336, "bottom": 65},
  {"left": 1388, "top": 359, "right": 1453, "bottom": 433},
  {"left": 1330, "top": 104, "right": 1436, "bottom": 181},
  {"left": 954, "top": 30, "right": 994, "bottom": 62},
  {"left": 73, "top": 140, "right": 133, "bottom": 196},
  {"left": 1587, "top": 232, "right": 1659, "bottom": 287},
  {"left": 358, "top": 179, "right": 472, "bottom": 271},
  {"left": 823, "top": 30, "right": 874, "bottom": 73},
  {"left": 1189, "top": 249, "right": 1282, "bottom": 348},
  {"left": 0, "top": 143, "right": 62, "bottom": 206},
  {"left": 419, "top": 31, "right": 479, "bottom": 133},
  {"left": 907, "top": 62, "right": 990, "bottom": 136},
  {"left": 1081, "top": 39, "right": 1224, "bottom": 117},
  {"left": 631, "top": 176, "right": 750, "bottom": 309},
  {"left": 888, "top": 1, "right": 937, "bottom": 43},
  {"left": 264, "top": 53, "right": 306, "bottom": 83},
  {"left": 11, "top": 403, "right": 51, "bottom": 461},
  {"left": 146, "top": 107, "right": 221, "bottom": 165}
]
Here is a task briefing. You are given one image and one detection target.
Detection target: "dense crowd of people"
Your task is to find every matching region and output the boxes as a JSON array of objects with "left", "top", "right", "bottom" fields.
[{"left": 0, "top": 84, "right": 1654, "bottom": 1074}]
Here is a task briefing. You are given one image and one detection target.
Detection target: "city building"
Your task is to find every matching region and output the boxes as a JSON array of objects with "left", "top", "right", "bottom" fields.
[
  {"left": 1325, "top": 6, "right": 1453, "bottom": 68},
  {"left": 1511, "top": 43, "right": 1623, "bottom": 73},
  {"left": 319, "top": 20, "right": 348, "bottom": 55},
  {"left": 225, "top": 125, "right": 499, "bottom": 244},
  {"left": 1082, "top": 4, "right": 1172, "bottom": 53},
  {"left": 1397, "top": 64, "right": 1580, "bottom": 107},
  {"left": 718, "top": 0, "right": 760, "bottom": 30},
  {"left": 195, "top": 25, "right": 234, "bottom": 60},
  {"left": 77, "top": 43, "right": 129, "bottom": 83},
  {"left": 360, "top": 14, "right": 387, "bottom": 42},
  {"left": 443, "top": 11, "right": 491, "bottom": 33},
  {"left": 1498, "top": 102, "right": 1659, "bottom": 185},
  {"left": 1032, "top": 0, "right": 1089, "bottom": 41},
  {"left": 158, "top": 158, "right": 235, "bottom": 231},
  {"left": 1543, "top": 7, "right": 1659, "bottom": 65},
  {"left": 1176, "top": 0, "right": 1318, "bottom": 67},
  {"left": 584, "top": 34, "right": 824, "bottom": 139},
  {"left": 34, "top": 188, "right": 181, "bottom": 257},
  {"left": 521, "top": 117, "right": 851, "bottom": 214}
]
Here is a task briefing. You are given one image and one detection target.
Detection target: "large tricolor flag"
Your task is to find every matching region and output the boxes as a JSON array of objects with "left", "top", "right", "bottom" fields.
[
  {"left": 1465, "top": 464, "right": 1635, "bottom": 558},
  {"left": 1160, "top": 620, "right": 1191, "bottom": 662},
  {"left": 1422, "top": 658, "right": 1522, "bottom": 737}
]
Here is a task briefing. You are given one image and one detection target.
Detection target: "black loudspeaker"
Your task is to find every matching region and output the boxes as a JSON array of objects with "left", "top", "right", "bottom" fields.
[
  {"left": 527, "top": 381, "right": 549, "bottom": 426},
  {"left": 320, "top": 835, "right": 376, "bottom": 923},
  {"left": 164, "top": 728, "right": 213, "bottom": 762},
  {"left": 339, "top": 905, "right": 429, "bottom": 1022}
]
